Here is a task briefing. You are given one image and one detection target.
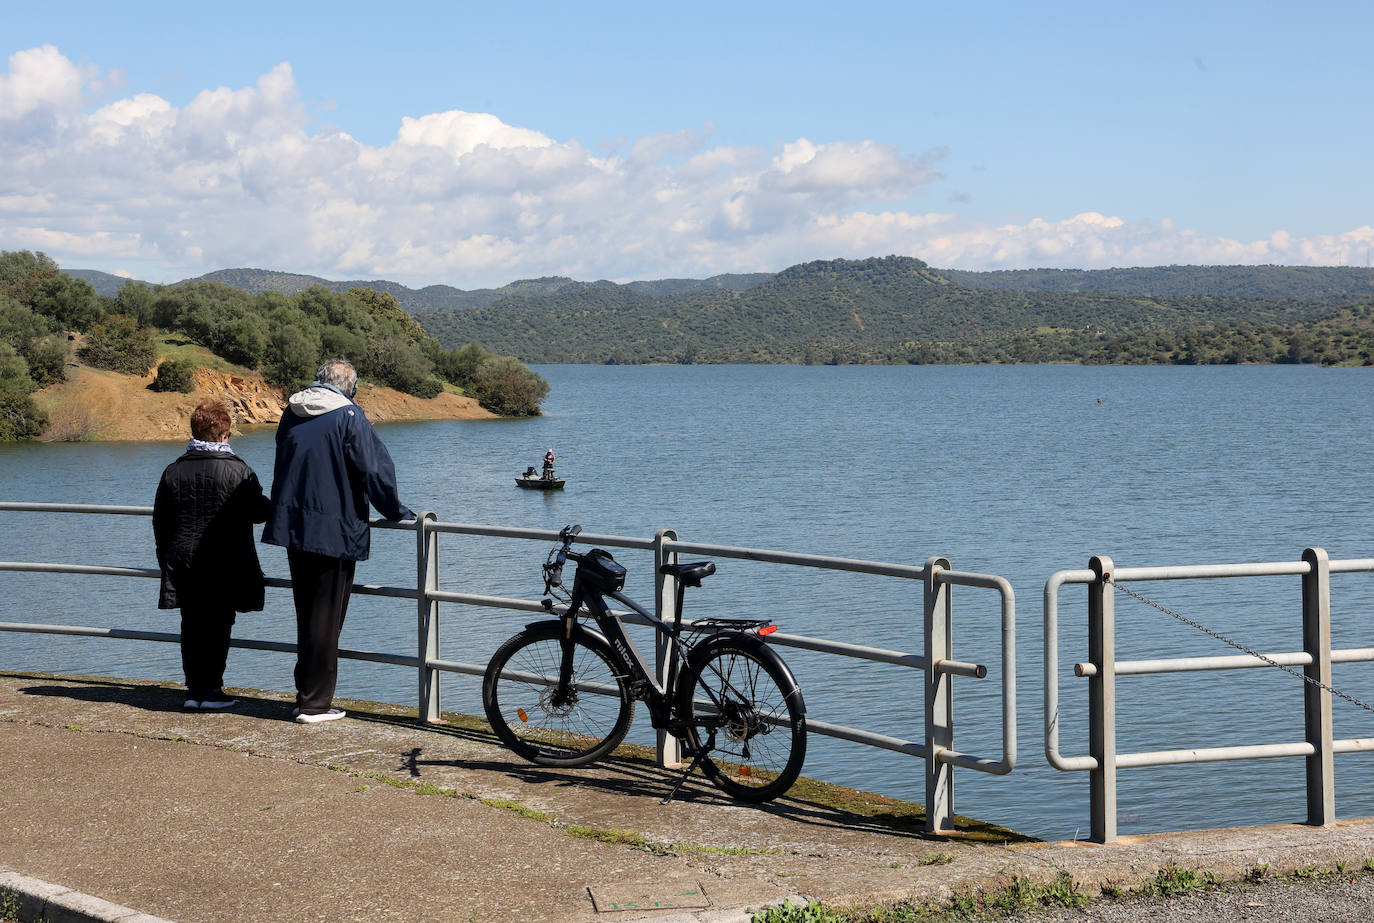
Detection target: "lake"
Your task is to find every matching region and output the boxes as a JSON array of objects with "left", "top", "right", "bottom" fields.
[{"left": 2, "top": 363, "right": 1373, "bottom": 841}]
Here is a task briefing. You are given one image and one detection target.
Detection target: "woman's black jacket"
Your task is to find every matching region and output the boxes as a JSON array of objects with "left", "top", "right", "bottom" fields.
[{"left": 153, "top": 449, "right": 271, "bottom": 612}]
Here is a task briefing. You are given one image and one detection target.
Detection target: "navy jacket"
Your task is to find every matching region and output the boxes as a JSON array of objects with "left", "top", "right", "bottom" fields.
[
  {"left": 153, "top": 449, "right": 270, "bottom": 611},
  {"left": 262, "top": 386, "right": 414, "bottom": 561}
]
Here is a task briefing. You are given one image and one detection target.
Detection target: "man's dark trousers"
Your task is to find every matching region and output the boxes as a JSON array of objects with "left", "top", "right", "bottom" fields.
[{"left": 288, "top": 548, "right": 357, "bottom": 714}]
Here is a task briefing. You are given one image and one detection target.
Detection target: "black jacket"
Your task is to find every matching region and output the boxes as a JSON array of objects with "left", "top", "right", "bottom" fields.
[{"left": 153, "top": 449, "right": 270, "bottom": 611}]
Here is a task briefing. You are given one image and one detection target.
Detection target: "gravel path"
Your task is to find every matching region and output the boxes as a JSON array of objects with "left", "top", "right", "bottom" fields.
[{"left": 1025, "top": 874, "right": 1374, "bottom": 922}]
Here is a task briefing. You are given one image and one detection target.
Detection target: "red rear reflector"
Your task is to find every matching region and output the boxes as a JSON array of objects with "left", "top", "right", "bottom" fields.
[
  {"left": 740, "top": 766, "right": 753, "bottom": 777},
  {"left": 517, "top": 708, "right": 529, "bottom": 723},
  {"left": 757, "top": 625, "right": 777, "bottom": 635}
]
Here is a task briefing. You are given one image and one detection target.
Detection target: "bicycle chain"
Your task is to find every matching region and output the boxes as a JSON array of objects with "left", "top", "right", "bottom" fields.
[{"left": 1107, "top": 577, "right": 1374, "bottom": 714}]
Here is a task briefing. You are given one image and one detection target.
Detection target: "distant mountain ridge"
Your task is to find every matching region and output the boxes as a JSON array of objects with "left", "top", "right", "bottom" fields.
[
  {"left": 63, "top": 262, "right": 1374, "bottom": 306},
  {"left": 411, "top": 255, "right": 1374, "bottom": 364}
]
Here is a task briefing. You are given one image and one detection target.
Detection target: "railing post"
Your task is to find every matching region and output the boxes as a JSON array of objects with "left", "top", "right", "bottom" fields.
[
  {"left": 1088, "top": 555, "right": 1117, "bottom": 843},
  {"left": 416, "top": 512, "right": 440, "bottom": 723},
  {"left": 1301, "top": 546, "right": 1334, "bottom": 825},
  {"left": 654, "top": 529, "right": 681, "bottom": 767},
  {"left": 924, "top": 556, "right": 953, "bottom": 833}
]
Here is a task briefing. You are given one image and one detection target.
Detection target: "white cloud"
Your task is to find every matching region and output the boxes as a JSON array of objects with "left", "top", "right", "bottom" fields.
[
  {"left": 1, "top": 46, "right": 1369, "bottom": 288},
  {"left": 0, "top": 44, "right": 95, "bottom": 123}
]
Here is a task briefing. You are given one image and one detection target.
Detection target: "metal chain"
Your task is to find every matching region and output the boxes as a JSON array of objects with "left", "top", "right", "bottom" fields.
[{"left": 1107, "top": 577, "right": 1374, "bottom": 714}]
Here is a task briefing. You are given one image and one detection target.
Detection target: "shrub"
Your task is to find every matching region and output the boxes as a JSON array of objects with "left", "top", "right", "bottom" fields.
[
  {"left": 150, "top": 358, "right": 199, "bottom": 393},
  {"left": 24, "top": 335, "right": 68, "bottom": 386},
  {"left": 0, "top": 389, "right": 48, "bottom": 441},
  {"left": 76, "top": 314, "right": 157, "bottom": 375},
  {"left": 469, "top": 355, "right": 550, "bottom": 416}
]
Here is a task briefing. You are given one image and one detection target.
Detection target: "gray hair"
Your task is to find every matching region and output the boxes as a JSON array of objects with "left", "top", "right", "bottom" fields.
[{"left": 317, "top": 358, "right": 358, "bottom": 396}]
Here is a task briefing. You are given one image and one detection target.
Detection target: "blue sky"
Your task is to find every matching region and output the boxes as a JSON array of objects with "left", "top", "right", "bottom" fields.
[{"left": 3, "top": 0, "right": 1372, "bottom": 287}]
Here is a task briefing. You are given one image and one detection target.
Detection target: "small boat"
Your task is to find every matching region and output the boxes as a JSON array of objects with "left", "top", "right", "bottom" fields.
[{"left": 516, "top": 475, "right": 565, "bottom": 490}]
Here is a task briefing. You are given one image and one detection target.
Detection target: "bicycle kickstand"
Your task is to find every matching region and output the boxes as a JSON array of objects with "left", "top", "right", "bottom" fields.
[{"left": 661, "top": 736, "right": 712, "bottom": 806}]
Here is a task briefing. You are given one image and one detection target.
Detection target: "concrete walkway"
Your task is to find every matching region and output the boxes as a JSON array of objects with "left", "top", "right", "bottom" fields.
[{"left": 2, "top": 671, "right": 1372, "bottom": 923}]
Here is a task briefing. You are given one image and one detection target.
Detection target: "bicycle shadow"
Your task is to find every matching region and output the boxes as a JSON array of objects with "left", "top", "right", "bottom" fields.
[{"left": 388, "top": 741, "right": 1025, "bottom": 843}]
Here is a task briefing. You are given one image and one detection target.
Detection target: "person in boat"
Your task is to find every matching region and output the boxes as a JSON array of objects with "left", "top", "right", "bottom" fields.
[
  {"left": 541, "top": 448, "right": 556, "bottom": 480},
  {"left": 523, "top": 465, "right": 537, "bottom": 479}
]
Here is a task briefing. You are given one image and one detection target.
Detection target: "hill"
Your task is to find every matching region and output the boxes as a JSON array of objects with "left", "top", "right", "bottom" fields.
[
  {"left": 30, "top": 343, "right": 492, "bottom": 443},
  {"left": 412, "top": 255, "right": 1362, "bottom": 364},
  {"left": 938, "top": 264, "right": 1374, "bottom": 299},
  {"left": 175, "top": 268, "right": 777, "bottom": 316}
]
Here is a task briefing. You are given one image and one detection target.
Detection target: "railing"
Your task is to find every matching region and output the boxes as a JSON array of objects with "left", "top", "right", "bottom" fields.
[
  {"left": 1045, "top": 548, "right": 1374, "bottom": 842},
  {"left": 0, "top": 501, "right": 1016, "bottom": 834}
]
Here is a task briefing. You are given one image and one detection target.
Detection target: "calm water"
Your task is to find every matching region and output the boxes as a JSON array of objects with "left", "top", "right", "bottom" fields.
[{"left": 3, "top": 363, "right": 1373, "bottom": 841}]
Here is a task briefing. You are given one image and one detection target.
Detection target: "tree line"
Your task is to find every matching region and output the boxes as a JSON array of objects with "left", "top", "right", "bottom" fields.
[
  {"left": 414, "top": 255, "right": 1374, "bottom": 366},
  {"left": 0, "top": 250, "right": 548, "bottom": 441}
]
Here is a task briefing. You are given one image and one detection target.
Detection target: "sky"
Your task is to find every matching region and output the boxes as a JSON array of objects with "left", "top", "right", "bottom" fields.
[{"left": 2, "top": 0, "right": 1372, "bottom": 289}]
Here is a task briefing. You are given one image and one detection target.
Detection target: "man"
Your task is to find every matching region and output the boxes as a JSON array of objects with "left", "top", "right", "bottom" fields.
[{"left": 263, "top": 358, "right": 414, "bottom": 724}]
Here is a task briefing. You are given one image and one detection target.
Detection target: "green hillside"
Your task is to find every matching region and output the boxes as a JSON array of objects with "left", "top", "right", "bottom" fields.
[
  {"left": 415, "top": 256, "right": 1367, "bottom": 365},
  {"left": 939, "top": 264, "right": 1374, "bottom": 299}
]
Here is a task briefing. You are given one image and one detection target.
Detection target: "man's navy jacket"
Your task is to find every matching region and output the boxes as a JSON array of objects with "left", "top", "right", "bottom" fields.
[{"left": 262, "top": 385, "right": 414, "bottom": 561}]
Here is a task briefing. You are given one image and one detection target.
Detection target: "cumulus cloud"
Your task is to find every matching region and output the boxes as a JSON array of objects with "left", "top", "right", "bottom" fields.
[{"left": 1, "top": 46, "right": 1369, "bottom": 288}]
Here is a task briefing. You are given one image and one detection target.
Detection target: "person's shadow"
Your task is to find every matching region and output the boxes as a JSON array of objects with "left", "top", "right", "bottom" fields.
[{"left": 14, "top": 676, "right": 291, "bottom": 720}]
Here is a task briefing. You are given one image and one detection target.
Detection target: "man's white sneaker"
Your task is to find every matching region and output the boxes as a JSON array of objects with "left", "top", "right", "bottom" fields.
[
  {"left": 295, "top": 708, "right": 346, "bottom": 724},
  {"left": 199, "top": 697, "right": 236, "bottom": 710},
  {"left": 183, "top": 699, "right": 201, "bottom": 710}
]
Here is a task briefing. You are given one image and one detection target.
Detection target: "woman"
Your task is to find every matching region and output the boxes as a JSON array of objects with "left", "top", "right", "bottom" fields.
[{"left": 153, "top": 401, "right": 270, "bottom": 710}]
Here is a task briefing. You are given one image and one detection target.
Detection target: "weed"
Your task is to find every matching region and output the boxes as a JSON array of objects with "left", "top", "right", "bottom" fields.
[
  {"left": 479, "top": 797, "right": 552, "bottom": 823},
  {"left": 918, "top": 852, "right": 953, "bottom": 866},
  {"left": 671, "top": 842, "right": 778, "bottom": 856},
  {"left": 1364, "top": 857, "right": 1374, "bottom": 873},
  {"left": 562, "top": 825, "right": 658, "bottom": 852},
  {"left": 1138, "top": 865, "right": 1208, "bottom": 898},
  {"left": 1, "top": 889, "right": 19, "bottom": 921},
  {"left": 1292, "top": 864, "right": 1321, "bottom": 879},
  {"left": 752, "top": 899, "right": 853, "bottom": 923},
  {"left": 1244, "top": 863, "right": 1269, "bottom": 882}
]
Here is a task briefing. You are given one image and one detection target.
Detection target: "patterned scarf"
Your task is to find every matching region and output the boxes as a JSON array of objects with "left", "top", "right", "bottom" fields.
[{"left": 187, "top": 438, "right": 235, "bottom": 455}]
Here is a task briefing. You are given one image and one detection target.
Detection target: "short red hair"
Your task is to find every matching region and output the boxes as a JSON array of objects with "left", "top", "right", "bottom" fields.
[{"left": 190, "top": 402, "right": 232, "bottom": 442}]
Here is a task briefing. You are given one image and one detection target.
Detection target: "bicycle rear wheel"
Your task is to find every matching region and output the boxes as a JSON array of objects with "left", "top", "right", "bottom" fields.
[
  {"left": 677, "top": 635, "right": 807, "bottom": 803},
  {"left": 482, "top": 622, "right": 634, "bottom": 767}
]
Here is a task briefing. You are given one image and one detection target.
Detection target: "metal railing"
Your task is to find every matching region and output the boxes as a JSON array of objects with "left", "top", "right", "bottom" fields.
[
  {"left": 0, "top": 501, "right": 1016, "bottom": 833},
  {"left": 1045, "top": 548, "right": 1374, "bottom": 842}
]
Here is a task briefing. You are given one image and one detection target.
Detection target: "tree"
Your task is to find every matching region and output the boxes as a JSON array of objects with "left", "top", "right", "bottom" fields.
[
  {"left": 263, "top": 325, "right": 321, "bottom": 392},
  {"left": 469, "top": 356, "right": 549, "bottom": 416},
  {"left": 76, "top": 315, "right": 157, "bottom": 375},
  {"left": 32, "top": 274, "right": 103, "bottom": 331},
  {"left": 116, "top": 280, "right": 158, "bottom": 326},
  {"left": 0, "top": 342, "right": 33, "bottom": 393},
  {"left": 0, "top": 250, "right": 60, "bottom": 308},
  {"left": 0, "top": 389, "right": 47, "bottom": 441}
]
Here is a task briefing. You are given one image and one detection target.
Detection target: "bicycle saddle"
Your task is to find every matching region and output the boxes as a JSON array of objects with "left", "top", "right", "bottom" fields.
[{"left": 658, "top": 561, "right": 716, "bottom": 587}]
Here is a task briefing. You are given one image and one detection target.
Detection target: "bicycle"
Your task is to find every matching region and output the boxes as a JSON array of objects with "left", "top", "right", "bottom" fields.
[{"left": 481, "top": 524, "right": 807, "bottom": 803}]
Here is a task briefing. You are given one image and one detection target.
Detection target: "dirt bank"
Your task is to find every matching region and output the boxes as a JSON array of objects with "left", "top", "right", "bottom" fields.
[{"left": 31, "top": 360, "right": 496, "bottom": 443}]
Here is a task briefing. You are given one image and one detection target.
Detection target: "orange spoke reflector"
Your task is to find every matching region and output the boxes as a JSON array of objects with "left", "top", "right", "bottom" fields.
[
  {"left": 739, "top": 766, "right": 753, "bottom": 777},
  {"left": 757, "top": 625, "right": 777, "bottom": 635},
  {"left": 517, "top": 708, "right": 529, "bottom": 723}
]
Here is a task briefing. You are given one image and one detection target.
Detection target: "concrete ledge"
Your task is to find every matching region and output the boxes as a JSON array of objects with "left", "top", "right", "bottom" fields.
[{"left": 1, "top": 867, "right": 173, "bottom": 923}]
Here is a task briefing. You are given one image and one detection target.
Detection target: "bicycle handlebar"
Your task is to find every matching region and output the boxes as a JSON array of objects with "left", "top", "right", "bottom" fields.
[{"left": 543, "top": 524, "right": 585, "bottom": 594}]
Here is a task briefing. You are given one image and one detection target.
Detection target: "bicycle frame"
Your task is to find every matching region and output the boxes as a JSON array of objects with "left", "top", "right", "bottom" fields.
[{"left": 555, "top": 567, "right": 692, "bottom": 729}]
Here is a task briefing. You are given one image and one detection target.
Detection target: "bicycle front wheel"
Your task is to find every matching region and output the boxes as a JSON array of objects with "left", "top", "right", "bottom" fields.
[
  {"left": 677, "top": 636, "right": 807, "bottom": 803},
  {"left": 482, "top": 622, "right": 634, "bottom": 767}
]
